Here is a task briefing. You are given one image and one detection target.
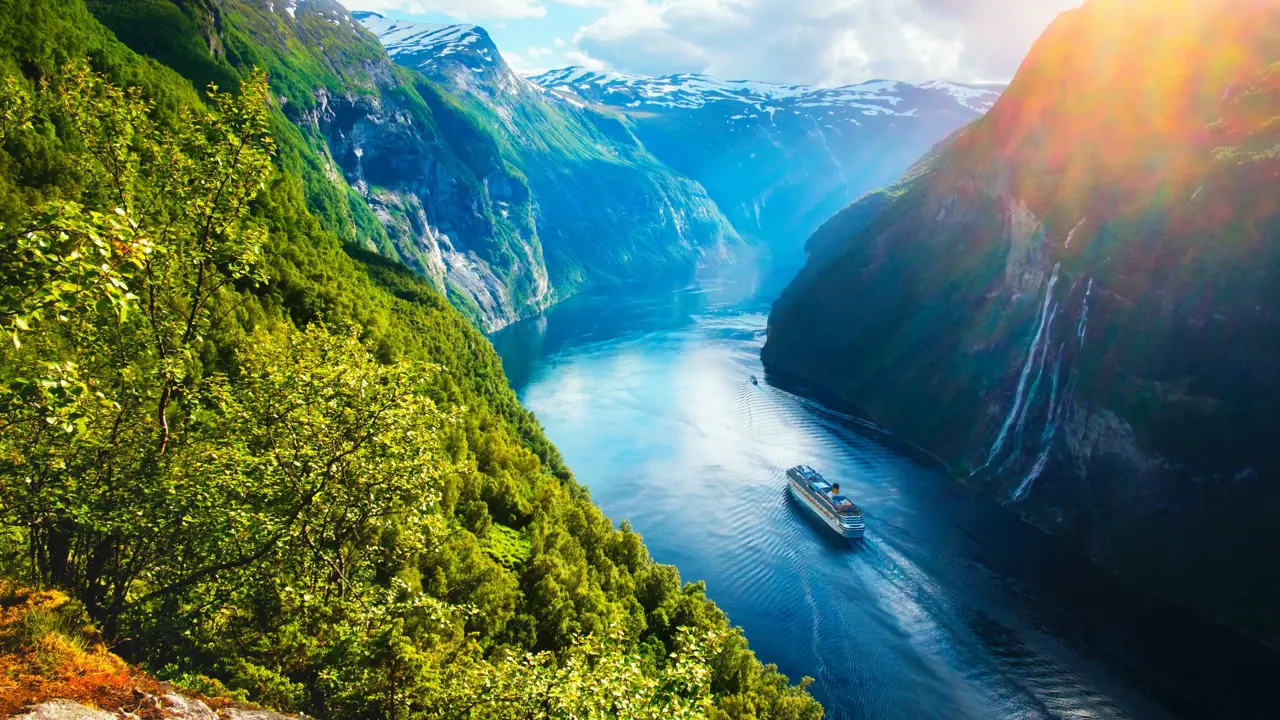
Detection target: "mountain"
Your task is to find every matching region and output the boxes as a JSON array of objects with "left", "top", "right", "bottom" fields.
[
  {"left": 97, "top": 0, "right": 740, "bottom": 331},
  {"left": 763, "top": 0, "right": 1280, "bottom": 641},
  {"left": 354, "top": 11, "right": 743, "bottom": 320},
  {"left": 531, "top": 66, "right": 1003, "bottom": 260},
  {"left": 94, "top": 0, "right": 561, "bottom": 329},
  {"left": 353, "top": 13, "right": 511, "bottom": 94}
]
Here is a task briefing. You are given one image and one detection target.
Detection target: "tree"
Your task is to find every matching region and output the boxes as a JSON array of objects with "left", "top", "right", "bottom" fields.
[
  {"left": 0, "top": 63, "right": 277, "bottom": 627},
  {"left": 0, "top": 51, "right": 822, "bottom": 720},
  {"left": 454, "top": 627, "right": 722, "bottom": 720}
]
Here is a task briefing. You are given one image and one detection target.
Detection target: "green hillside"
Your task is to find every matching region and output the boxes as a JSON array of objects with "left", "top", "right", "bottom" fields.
[{"left": 0, "top": 0, "right": 820, "bottom": 717}]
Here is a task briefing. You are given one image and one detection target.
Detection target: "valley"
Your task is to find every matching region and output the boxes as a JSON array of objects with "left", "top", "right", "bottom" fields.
[{"left": 3, "top": 0, "right": 1279, "bottom": 718}]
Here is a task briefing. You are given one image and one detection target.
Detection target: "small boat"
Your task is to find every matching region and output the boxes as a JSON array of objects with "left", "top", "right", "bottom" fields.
[
  {"left": 786, "top": 465, "right": 865, "bottom": 539},
  {"left": 750, "top": 375, "right": 759, "bottom": 385}
]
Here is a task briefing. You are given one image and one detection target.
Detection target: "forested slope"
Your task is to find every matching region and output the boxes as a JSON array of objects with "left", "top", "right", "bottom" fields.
[{"left": 0, "top": 0, "right": 820, "bottom": 717}]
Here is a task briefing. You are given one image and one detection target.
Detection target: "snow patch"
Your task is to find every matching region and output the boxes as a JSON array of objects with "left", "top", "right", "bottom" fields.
[
  {"left": 529, "top": 67, "right": 1004, "bottom": 117},
  {"left": 920, "top": 80, "right": 1004, "bottom": 112}
]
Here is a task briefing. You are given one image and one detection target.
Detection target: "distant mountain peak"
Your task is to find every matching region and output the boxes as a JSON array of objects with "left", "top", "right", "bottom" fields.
[
  {"left": 530, "top": 67, "right": 1003, "bottom": 115},
  {"left": 355, "top": 13, "right": 499, "bottom": 71},
  {"left": 356, "top": 13, "right": 528, "bottom": 95}
]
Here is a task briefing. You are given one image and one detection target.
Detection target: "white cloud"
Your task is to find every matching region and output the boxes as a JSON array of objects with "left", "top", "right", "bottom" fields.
[
  {"left": 563, "top": 48, "right": 612, "bottom": 71},
  {"left": 502, "top": 49, "right": 549, "bottom": 74},
  {"left": 345, "top": 0, "right": 547, "bottom": 20},
  {"left": 561, "top": 0, "right": 1082, "bottom": 85}
]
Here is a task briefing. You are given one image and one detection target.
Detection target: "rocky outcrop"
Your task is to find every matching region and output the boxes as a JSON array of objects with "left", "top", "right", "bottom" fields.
[
  {"left": 14, "top": 696, "right": 305, "bottom": 720},
  {"left": 0, "top": 585, "right": 306, "bottom": 720},
  {"left": 14, "top": 700, "right": 115, "bottom": 720},
  {"left": 300, "top": 79, "right": 549, "bottom": 328},
  {"left": 764, "top": 0, "right": 1280, "bottom": 641},
  {"left": 1001, "top": 199, "right": 1049, "bottom": 300}
]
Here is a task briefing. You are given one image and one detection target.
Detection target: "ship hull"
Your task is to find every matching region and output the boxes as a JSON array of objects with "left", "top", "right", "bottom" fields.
[{"left": 788, "top": 479, "right": 865, "bottom": 539}]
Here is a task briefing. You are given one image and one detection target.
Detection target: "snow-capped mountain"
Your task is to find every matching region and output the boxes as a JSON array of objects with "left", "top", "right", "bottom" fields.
[
  {"left": 533, "top": 67, "right": 1000, "bottom": 116},
  {"left": 353, "top": 13, "right": 489, "bottom": 64},
  {"left": 357, "top": 12, "right": 1004, "bottom": 263},
  {"left": 531, "top": 67, "right": 1004, "bottom": 258},
  {"left": 353, "top": 11, "right": 527, "bottom": 95},
  {"left": 353, "top": 12, "right": 493, "bottom": 69}
]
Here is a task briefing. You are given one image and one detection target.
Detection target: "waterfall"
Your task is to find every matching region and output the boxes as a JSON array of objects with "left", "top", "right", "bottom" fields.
[
  {"left": 1014, "top": 342, "right": 1069, "bottom": 502},
  {"left": 1010, "top": 445, "right": 1052, "bottom": 502},
  {"left": 806, "top": 116, "right": 850, "bottom": 192},
  {"left": 973, "top": 263, "right": 1061, "bottom": 475},
  {"left": 1015, "top": 304, "right": 1056, "bottom": 440},
  {"left": 1064, "top": 216, "right": 1087, "bottom": 249},
  {"left": 1042, "top": 341, "right": 1066, "bottom": 442},
  {"left": 1077, "top": 278, "right": 1093, "bottom": 344}
]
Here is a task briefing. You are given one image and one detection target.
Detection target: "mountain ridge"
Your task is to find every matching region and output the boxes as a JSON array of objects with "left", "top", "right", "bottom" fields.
[
  {"left": 533, "top": 65, "right": 1002, "bottom": 114},
  {"left": 521, "top": 50, "right": 1007, "bottom": 263}
]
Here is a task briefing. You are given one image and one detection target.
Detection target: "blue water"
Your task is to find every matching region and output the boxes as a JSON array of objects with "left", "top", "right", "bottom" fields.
[{"left": 490, "top": 262, "right": 1280, "bottom": 720}]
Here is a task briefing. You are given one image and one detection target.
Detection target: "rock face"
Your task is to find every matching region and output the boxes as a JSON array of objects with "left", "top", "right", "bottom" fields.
[
  {"left": 301, "top": 75, "right": 549, "bottom": 328},
  {"left": 764, "top": 0, "right": 1280, "bottom": 641},
  {"left": 13, "top": 700, "right": 116, "bottom": 720},
  {"left": 530, "top": 67, "right": 1003, "bottom": 260}
]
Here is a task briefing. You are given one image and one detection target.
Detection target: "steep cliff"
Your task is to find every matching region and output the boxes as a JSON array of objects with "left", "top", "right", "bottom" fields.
[
  {"left": 91, "top": 0, "right": 555, "bottom": 328},
  {"left": 764, "top": 0, "right": 1280, "bottom": 641}
]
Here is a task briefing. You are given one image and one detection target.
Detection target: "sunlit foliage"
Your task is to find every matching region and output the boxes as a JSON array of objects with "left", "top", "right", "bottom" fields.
[{"left": 0, "top": 2, "right": 822, "bottom": 718}]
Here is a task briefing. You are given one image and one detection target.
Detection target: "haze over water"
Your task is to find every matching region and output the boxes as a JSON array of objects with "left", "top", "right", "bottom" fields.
[{"left": 490, "top": 262, "right": 1280, "bottom": 720}]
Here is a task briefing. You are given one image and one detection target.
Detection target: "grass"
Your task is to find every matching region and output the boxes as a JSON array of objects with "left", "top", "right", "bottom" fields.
[
  {"left": 0, "top": 581, "right": 252, "bottom": 717},
  {"left": 482, "top": 523, "right": 532, "bottom": 568},
  {"left": 0, "top": 582, "right": 146, "bottom": 716}
]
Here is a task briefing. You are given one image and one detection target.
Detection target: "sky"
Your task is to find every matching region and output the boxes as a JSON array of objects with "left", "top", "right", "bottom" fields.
[{"left": 338, "top": 0, "right": 1083, "bottom": 85}]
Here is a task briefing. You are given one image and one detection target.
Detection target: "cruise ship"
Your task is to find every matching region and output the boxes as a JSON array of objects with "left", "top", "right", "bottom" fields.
[{"left": 786, "top": 465, "right": 865, "bottom": 539}]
